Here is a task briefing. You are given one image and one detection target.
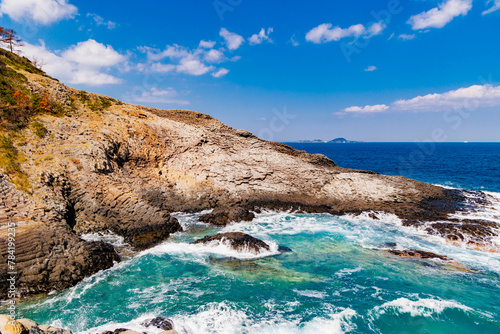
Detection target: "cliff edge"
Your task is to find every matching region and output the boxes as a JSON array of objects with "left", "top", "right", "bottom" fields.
[{"left": 0, "top": 48, "right": 496, "bottom": 298}]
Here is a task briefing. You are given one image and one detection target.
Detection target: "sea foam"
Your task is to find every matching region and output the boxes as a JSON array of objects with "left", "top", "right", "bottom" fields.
[{"left": 371, "top": 297, "right": 472, "bottom": 318}]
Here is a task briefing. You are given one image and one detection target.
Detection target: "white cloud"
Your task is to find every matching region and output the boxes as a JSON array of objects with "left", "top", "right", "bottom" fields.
[
  {"left": 147, "top": 44, "right": 191, "bottom": 61},
  {"left": 199, "top": 40, "right": 216, "bottom": 48},
  {"left": 249, "top": 28, "right": 274, "bottom": 45},
  {"left": 20, "top": 39, "right": 125, "bottom": 86},
  {"left": 0, "top": 0, "right": 77, "bottom": 25},
  {"left": 483, "top": 0, "right": 500, "bottom": 14},
  {"left": 212, "top": 68, "right": 229, "bottom": 78},
  {"left": 204, "top": 49, "right": 224, "bottom": 63},
  {"left": 129, "top": 87, "right": 190, "bottom": 105},
  {"left": 305, "top": 21, "right": 385, "bottom": 44},
  {"left": 342, "top": 104, "right": 389, "bottom": 114},
  {"left": 220, "top": 28, "right": 244, "bottom": 50},
  {"left": 150, "top": 63, "right": 176, "bottom": 73},
  {"left": 364, "top": 66, "right": 377, "bottom": 72},
  {"left": 339, "top": 84, "right": 500, "bottom": 115},
  {"left": 176, "top": 57, "right": 213, "bottom": 76},
  {"left": 290, "top": 35, "right": 300, "bottom": 46},
  {"left": 142, "top": 36, "right": 238, "bottom": 77},
  {"left": 398, "top": 33, "right": 416, "bottom": 40},
  {"left": 393, "top": 84, "right": 500, "bottom": 111},
  {"left": 408, "top": 0, "right": 472, "bottom": 30},
  {"left": 368, "top": 22, "right": 385, "bottom": 35},
  {"left": 141, "top": 29, "right": 250, "bottom": 78},
  {"left": 144, "top": 44, "right": 223, "bottom": 76},
  {"left": 87, "top": 13, "right": 117, "bottom": 29},
  {"left": 69, "top": 70, "right": 122, "bottom": 85},
  {"left": 62, "top": 39, "right": 126, "bottom": 67}
]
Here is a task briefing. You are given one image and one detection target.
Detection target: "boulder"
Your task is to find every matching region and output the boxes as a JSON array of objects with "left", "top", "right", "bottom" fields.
[
  {"left": 0, "top": 315, "right": 29, "bottom": 334},
  {"left": 199, "top": 206, "right": 255, "bottom": 226},
  {"left": 193, "top": 232, "right": 270, "bottom": 253},
  {"left": 17, "top": 319, "right": 45, "bottom": 334},
  {"left": 38, "top": 324, "right": 72, "bottom": 334}
]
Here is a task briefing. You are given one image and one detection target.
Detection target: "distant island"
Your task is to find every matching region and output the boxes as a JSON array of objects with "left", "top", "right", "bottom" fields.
[{"left": 295, "top": 137, "right": 362, "bottom": 143}]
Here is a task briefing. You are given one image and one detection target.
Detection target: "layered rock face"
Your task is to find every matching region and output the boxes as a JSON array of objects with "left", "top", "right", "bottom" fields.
[
  {"left": 0, "top": 53, "right": 496, "bottom": 298},
  {"left": 0, "top": 174, "right": 119, "bottom": 297}
]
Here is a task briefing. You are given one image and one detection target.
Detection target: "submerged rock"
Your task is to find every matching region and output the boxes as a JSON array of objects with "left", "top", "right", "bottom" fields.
[
  {"left": 388, "top": 249, "right": 450, "bottom": 261},
  {"left": 193, "top": 232, "right": 270, "bottom": 253},
  {"left": 199, "top": 206, "right": 255, "bottom": 226},
  {"left": 140, "top": 317, "right": 173, "bottom": 331},
  {"left": 278, "top": 245, "right": 293, "bottom": 253},
  {"left": 383, "top": 242, "right": 398, "bottom": 248}
]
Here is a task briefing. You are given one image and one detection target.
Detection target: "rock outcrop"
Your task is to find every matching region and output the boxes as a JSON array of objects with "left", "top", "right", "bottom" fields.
[
  {"left": 0, "top": 173, "right": 119, "bottom": 297},
  {"left": 0, "top": 316, "right": 72, "bottom": 334},
  {"left": 0, "top": 315, "right": 28, "bottom": 334},
  {"left": 193, "top": 232, "right": 271, "bottom": 253},
  {"left": 0, "top": 48, "right": 497, "bottom": 298}
]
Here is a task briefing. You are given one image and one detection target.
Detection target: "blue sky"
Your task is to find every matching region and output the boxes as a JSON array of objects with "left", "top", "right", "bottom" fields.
[{"left": 1, "top": 0, "right": 499, "bottom": 141}]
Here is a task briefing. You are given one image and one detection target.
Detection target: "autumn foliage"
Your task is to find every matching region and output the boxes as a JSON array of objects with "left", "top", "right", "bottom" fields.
[{"left": 12, "top": 90, "right": 30, "bottom": 106}]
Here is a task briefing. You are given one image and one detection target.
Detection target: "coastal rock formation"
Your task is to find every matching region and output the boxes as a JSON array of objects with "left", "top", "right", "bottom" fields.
[
  {"left": 193, "top": 232, "right": 271, "bottom": 253},
  {"left": 0, "top": 48, "right": 497, "bottom": 298},
  {"left": 0, "top": 173, "right": 119, "bottom": 297}
]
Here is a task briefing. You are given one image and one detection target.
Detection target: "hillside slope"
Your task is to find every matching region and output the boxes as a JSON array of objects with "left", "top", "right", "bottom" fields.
[{"left": 0, "top": 49, "right": 494, "bottom": 298}]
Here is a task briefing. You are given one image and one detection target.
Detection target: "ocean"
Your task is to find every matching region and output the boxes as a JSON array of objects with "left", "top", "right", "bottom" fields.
[{"left": 12, "top": 143, "right": 500, "bottom": 334}]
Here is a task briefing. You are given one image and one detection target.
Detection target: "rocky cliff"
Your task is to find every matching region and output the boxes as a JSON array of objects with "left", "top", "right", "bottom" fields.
[{"left": 0, "top": 49, "right": 497, "bottom": 298}]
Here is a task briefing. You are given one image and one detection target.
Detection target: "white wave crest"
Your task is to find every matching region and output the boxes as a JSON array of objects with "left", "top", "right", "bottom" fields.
[
  {"left": 80, "top": 231, "right": 129, "bottom": 248},
  {"left": 77, "top": 302, "right": 357, "bottom": 334},
  {"left": 372, "top": 297, "right": 472, "bottom": 318},
  {"left": 172, "top": 302, "right": 357, "bottom": 334},
  {"left": 139, "top": 238, "right": 280, "bottom": 261},
  {"left": 293, "top": 289, "right": 327, "bottom": 299}
]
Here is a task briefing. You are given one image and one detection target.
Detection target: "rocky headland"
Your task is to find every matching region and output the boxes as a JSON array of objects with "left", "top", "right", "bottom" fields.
[{"left": 0, "top": 48, "right": 499, "bottom": 300}]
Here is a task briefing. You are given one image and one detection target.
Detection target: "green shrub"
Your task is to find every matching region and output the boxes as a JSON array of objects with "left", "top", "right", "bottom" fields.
[
  {"left": 0, "top": 134, "right": 30, "bottom": 192},
  {"left": 79, "top": 90, "right": 89, "bottom": 104},
  {"left": 31, "top": 121, "right": 47, "bottom": 138},
  {"left": 100, "top": 96, "right": 112, "bottom": 109}
]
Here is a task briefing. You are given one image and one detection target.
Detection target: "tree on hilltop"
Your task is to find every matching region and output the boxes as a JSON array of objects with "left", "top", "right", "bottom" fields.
[{"left": 0, "top": 27, "right": 23, "bottom": 53}]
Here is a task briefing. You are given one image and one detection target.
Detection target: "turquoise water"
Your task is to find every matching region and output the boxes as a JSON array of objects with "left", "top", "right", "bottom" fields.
[{"left": 12, "top": 143, "right": 500, "bottom": 333}]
